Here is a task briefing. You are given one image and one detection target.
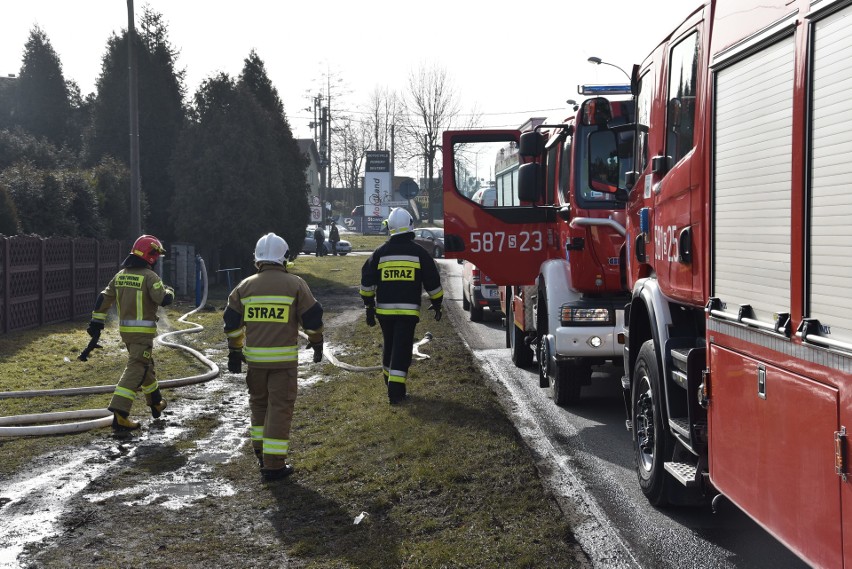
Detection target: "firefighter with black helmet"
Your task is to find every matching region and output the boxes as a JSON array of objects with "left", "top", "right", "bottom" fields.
[
  {"left": 223, "top": 232, "right": 324, "bottom": 481},
  {"left": 360, "top": 208, "right": 443, "bottom": 404},
  {"left": 87, "top": 235, "right": 173, "bottom": 431}
]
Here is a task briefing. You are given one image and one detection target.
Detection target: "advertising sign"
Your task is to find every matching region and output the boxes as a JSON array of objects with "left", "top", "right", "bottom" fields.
[{"left": 364, "top": 150, "right": 392, "bottom": 220}]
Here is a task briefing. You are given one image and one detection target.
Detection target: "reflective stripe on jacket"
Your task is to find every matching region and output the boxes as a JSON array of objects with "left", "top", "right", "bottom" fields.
[
  {"left": 360, "top": 234, "right": 443, "bottom": 320},
  {"left": 93, "top": 267, "right": 171, "bottom": 341},
  {"left": 223, "top": 264, "right": 323, "bottom": 369}
]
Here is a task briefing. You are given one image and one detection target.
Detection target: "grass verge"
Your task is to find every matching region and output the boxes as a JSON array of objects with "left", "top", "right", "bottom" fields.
[{"left": 2, "top": 256, "right": 588, "bottom": 567}]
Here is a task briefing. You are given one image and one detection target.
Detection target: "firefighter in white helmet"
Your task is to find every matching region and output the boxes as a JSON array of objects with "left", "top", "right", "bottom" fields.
[
  {"left": 223, "top": 232, "right": 324, "bottom": 481},
  {"left": 88, "top": 234, "right": 173, "bottom": 431},
  {"left": 360, "top": 208, "right": 443, "bottom": 404}
]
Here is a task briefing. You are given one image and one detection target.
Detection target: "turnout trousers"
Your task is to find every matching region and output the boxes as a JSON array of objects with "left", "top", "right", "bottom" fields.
[
  {"left": 246, "top": 367, "right": 298, "bottom": 470},
  {"left": 378, "top": 316, "right": 418, "bottom": 402},
  {"left": 108, "top": 340, "right": 158, "bottom": 415}
]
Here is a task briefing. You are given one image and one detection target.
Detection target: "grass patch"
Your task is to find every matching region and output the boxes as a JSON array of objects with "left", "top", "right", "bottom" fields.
[
  {"left": 4, "top": 264, "right": 588, "bottom": 568},
  {"left": 342, "top": 233, "right": 387, "bottom": 252}
]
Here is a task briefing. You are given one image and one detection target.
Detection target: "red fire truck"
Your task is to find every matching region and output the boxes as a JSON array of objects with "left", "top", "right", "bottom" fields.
[
  {"left": 442, "top": 90, "right": 633, "bottom": 404},
  {"left": 615, "top": 0, "right": 852, "bottom": 565}
]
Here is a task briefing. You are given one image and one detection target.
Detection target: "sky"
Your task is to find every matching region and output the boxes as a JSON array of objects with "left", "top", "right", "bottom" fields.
[{"left": 0, "top": 0, "right": 694, "bottom": 175}]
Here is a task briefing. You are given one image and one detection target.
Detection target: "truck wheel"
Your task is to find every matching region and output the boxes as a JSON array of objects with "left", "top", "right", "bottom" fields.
[
  {"left": 510, "top": 320, "right": 533, "bottom": 368},
  {"left": 536, "top": 284, "right": 551, "bottom": 387},
  {"left": 504, "top": 287, "right": 512, "bottom": 349},
  {"left": 552, "top": 362, "right": 584, "bottom": 406},
  {"left": 470, "top": 302, "right": 484, "bottom": 322},
  {"left": 632, "top": 339, "right": 674, "bottom": 506}
]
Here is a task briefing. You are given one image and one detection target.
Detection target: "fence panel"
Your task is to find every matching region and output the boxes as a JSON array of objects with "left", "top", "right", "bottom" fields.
[{"left": 0, "top": 236, "right": 121, "bottom": 335}]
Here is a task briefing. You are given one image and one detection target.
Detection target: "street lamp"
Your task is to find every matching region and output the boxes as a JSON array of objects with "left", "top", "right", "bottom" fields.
[{"left": 587, "top": 56, "right": 631, "bottom": 83}]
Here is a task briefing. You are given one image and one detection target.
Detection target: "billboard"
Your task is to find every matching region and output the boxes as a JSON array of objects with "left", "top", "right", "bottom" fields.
[{"left": 365, "top": 151, "right": 391, "bottom": 219}]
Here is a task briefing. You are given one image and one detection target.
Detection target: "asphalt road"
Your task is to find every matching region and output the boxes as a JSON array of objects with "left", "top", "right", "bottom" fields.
[{"left": 438, "top": 259, "right": 808, "bottom": 569}]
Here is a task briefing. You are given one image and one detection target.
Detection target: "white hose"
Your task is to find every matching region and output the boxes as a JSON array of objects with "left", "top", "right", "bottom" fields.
[
  {"left": 0, "top": 258, "right": 436, "bottom": 436},
  {"left": 0, "top": 258, "right": 219, "bottom": 437},
  {"left": 299, "top": 331, "right": 433, "bottom": 372}
]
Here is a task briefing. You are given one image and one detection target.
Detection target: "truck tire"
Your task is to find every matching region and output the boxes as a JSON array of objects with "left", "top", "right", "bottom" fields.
[
  {"left": 536, "top": 284, "right": 551, "bottom": 387},
  {"left": 504, "top": 287, "right": 512, "bottom": 349},
  {"left": 470, "top": 303, "right": 484, "bottom": 322},
  {"left": 551, "top": 362, "right": 581, "bottom": 406},
  {"left": 510, "top": 320, "right": 533, "bottom": 368},
  {"left": 632, "top": 339, "right": 674, "bottom": 506}
]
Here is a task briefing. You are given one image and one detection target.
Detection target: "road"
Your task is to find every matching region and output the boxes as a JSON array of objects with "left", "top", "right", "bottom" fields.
[{"left": 438, "top": 259, "right": 808, "bottom": 569}]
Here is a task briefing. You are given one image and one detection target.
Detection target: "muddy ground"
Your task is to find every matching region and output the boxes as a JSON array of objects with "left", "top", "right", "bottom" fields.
[{"left": 1, "top": 291, "right": 363, "bottom": 569}]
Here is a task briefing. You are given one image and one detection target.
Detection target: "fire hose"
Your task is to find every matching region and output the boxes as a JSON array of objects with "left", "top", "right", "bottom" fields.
[
  {"left": 0, "top": 257, "right": 434, "bottom": 437},
  {"left": 0, "top": 258, "right": 219, "bottom": 437}
]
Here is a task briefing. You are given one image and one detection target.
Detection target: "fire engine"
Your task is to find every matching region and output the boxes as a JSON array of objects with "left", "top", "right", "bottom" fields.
[
  {"left": 442, "top": 90, "right": 633, "bottom": 404},
  {"left": 615, "top": 0, "right": 852, "bottom": 566}
]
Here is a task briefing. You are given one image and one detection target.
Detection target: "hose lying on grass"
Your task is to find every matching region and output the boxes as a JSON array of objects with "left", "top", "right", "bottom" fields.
[
  {"left": 0, "top": 258, "right": 218, "bottom": 437},
  {"left": 0, "top": 257, "right": 435, "bottom": 436}
]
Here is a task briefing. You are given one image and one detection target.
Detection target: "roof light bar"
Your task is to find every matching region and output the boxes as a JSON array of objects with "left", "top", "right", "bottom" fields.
[{"left": 578, "top": 84, "right": 632, "bottom": 96}]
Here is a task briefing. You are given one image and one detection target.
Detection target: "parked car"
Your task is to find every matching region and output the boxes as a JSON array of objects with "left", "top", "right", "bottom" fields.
[
  {"left": 471, "top": 187, "right": 497, "bottom": 206},
  {"left": 413, "top": 227, "right": 444, "bottom": 258},
  {"left": 302, "top": 227, "right": 351, "bottom": 256},
  {"left": 461, "top": 260, "right": 502, "bottom": 322}
]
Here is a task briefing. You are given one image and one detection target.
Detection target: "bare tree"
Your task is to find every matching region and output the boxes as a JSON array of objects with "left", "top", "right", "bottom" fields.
[
  {"left": 331, "top": 116, "right": 370, "bottom": 211},
  {"left": 400, "top": 63, "right": 477, "bottom": 222},
  {"left": 365, "top": 86, "right": 403, "bottom": 153}
]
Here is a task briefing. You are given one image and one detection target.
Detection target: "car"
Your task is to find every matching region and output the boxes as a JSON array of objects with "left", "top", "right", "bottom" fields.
[
  {"left": 471, "top": 187, "right": 497, "bottom": 206},
  {"left": 302, "top": 227, "right": 351, "bottom": 256},
  {"left": 461, "top": 260, "right": 502, "bottom": 322},
  {"left": 413, "top": 227, "right": 444, "bottom": 258}
]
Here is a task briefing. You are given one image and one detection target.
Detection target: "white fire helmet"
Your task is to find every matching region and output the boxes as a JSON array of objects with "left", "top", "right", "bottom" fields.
[
  {"left": 254, "top": 232, "right": 289, "bottom": 265},
  {"left": 387, "top": 208, "right": 414, "bottom": 236}
]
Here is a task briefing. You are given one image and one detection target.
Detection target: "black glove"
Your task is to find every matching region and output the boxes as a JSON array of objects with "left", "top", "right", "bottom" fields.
[
  {"left": 306, "top": 340, "right": 323, "bottom": 363},
  {"left": 228, "top": 350, "right": 244, "bottom": 373},
  {"left": 429, "top": 303, "right": 442, "bottom": 321},
  {"left": 87, "top": 321, "right": 104, "bottom": 339},
  {"left": 365, "top": 306, "right": 376, "bottom": 327}
]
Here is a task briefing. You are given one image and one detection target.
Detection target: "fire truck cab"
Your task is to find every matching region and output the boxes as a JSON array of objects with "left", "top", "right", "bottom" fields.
[
  {"left": 443, "top": 91, "right": 632, "bottom": 404},
  {"left": 620, "top": 0, "right": 852, "bottom": 566}
]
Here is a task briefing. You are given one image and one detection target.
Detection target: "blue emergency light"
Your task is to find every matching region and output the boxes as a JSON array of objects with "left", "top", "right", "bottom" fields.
[{"left": 578, "top": 84, "right": 632, "bottom": 96}]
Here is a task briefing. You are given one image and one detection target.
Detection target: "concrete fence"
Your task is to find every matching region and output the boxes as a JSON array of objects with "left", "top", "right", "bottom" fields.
[{"left": 0, "top": 235, "right": 122, "bottom": 335}]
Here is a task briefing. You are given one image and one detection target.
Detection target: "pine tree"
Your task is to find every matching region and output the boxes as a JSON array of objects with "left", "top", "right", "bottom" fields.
[
  {"left": 14, "top": 26, "right": 71, "bottom": 146},
  {"left": 87, "top": 7, "right": 185, "bottom": 241}
]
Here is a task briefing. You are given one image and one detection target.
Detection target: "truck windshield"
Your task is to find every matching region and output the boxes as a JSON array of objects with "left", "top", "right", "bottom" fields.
[{"left": 575, "top": 102, "right": 633, "bottom": 209}]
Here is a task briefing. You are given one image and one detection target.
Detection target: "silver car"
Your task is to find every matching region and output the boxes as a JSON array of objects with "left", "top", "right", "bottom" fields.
[{"left": 302, "top": 228, "right": 351, "bottom": 256}]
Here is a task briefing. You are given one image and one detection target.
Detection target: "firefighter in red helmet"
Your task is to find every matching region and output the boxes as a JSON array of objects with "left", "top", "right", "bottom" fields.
[{"left": 87, "top": 235, "right": 174, "bottom": 431}]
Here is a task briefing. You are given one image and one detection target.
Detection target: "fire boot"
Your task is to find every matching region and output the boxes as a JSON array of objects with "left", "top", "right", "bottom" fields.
[
  {"left": 254, "top": 448, "right": 264, "bottom": 468},
  {"left": 262, "top": 464, "right": 294, "bottom": 481},
  {"left": 149, "top": 389, "right": 167, "bottom": 419},
  {"left": 111, "top": 410, "right": 140, "bottom": 431}
]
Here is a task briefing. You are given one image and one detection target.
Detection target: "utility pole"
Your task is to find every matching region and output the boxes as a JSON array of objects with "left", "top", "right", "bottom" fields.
[
  {"left": 127, "top": 0, "right": 141, "bottom": 239},
  {"left": 319, "top": 103, "right": 328, "bottom": 226}
]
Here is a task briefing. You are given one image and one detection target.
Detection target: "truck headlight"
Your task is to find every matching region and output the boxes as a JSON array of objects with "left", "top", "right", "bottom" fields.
[{"left": 560, "top": 305, "right": 613, "bottom": 326}]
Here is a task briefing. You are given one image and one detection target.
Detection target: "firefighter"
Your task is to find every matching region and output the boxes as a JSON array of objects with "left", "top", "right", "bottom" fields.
[
  {"left": 87, "top": 235, "right": 173, "bottom": 431},
  {"left": 223, "top": 232, "right": 324, "bottom": 481},
  {"left": 360, "top": 208, "right": 443, "bottom": 404}
]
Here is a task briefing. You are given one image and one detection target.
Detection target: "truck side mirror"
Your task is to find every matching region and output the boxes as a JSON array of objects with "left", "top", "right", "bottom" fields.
[
  {"left": 581, "top": 97, "right": 613, "bottom": 126},
  {"left": 518, "top": 163, "right": 541, "bottom": 202},
  {"left": 519, "top": 131, "right": 544, "bottom": 157},
  {"left": 587, "top": 130, "right": 621, "bottom": 193}
]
